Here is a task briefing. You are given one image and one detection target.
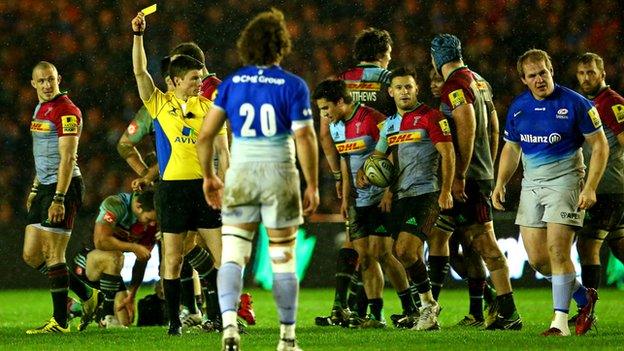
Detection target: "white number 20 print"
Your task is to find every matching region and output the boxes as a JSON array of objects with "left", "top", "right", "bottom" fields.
[{"left": 240, "top": 103, "right": 277, "bottom": 137}]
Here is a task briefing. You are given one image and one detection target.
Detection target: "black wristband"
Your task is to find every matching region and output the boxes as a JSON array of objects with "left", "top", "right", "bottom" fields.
[
  {"left": 133, "top": 30, "right": 144, "bottom": 36},
  {"left": 53, "top": 192, "right": 65, "bottom": 203}
]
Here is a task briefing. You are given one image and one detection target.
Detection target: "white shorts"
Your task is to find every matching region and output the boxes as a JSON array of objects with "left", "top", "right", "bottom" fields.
[
  {"left": 221, "top": 162, "right": 303, "bottom": 229},
  {"left": 515, "top": 186, "right": 584, "bottom": 228}
]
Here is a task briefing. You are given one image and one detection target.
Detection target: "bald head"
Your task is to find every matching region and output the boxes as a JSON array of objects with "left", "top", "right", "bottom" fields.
[{"left": 31, "top": 61, "right": 61, "bottom": 102}]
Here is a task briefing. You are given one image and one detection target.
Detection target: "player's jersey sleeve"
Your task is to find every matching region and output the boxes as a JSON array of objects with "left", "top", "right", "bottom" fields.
[
  {"left": 578, "top": 101, "right": 602, "bottom": 135},
  {"left": 143, "top": 88, "right": 166, "bottom": 119},
  {"left": 603, "top": 96, "right": 624, "bottom": 136},
  {"left": 95, "top": 195, "right": 126, "bottom": 226},
  {"left": 289, "top": 79, "right": 313, "bottom": 130},
  {"left": 125, "top": 106, "right": 154, "bottom": 144},
  {"left": 212, "top": 80, "right": 229, "bottom": 111},
  {"left": 52, "top": 105, "right": 82, "bottom": 137},
  {"left": 375, "top": 118, "right": 390, "bottom": 153},
  {"left": 440, "top": 78, "right": 475, "bottom": 111},
  {"left": 503, "top": 107, "right": 520, "bottom": 143},
  {"left": 426, "top": 111, "right": 453, "bottom": 144}
]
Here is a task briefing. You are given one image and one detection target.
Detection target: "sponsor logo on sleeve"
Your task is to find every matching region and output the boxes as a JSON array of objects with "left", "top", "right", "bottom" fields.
[
  {"left": 127, "top": 121, "right": 138, "bottom": 135},
  {"left": 588, "top": 107, "right": 602, "bottom": 128},
  {"left": 438, "top": 119, "right": 451, "bottom": 136},
  {"left": 61, "top": 115, "right": 78, "bottom": 134},
  {"left": 103, "top": 211, "right": 116, "bottom": 224},
  {"left": 611, "top": 104, "right": 624, "bottom": 123},
  {"left": 449, "top": 89, "right": 467, "bottom": 109}
]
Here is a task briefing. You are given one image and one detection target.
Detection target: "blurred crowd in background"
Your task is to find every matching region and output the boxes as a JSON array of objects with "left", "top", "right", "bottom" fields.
[{"left": 1, "top": 0, "right": 623, "bottom": 228}]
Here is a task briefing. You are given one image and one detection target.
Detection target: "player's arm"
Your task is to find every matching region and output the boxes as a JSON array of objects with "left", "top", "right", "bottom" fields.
[
  {"left": 27, "top": 177, "right": 40, "bottom": 211},
  {"left": 48, "top": 135, "right": 79, "bottom": 223},
  {"left": 339, "top": 156, "right": 351, "bottom": 219},
  {"left": 128, "top": 257, "right": 149, "bottom": 298},
  {"left": 452, "top": 104, "right": 476, "bottom": 179},
  {"left": 131, "top": 13, "right": 156, "bottom": 102},
  {"left": 579, "top": 130, "right": 609, "bottom": 209},
  {"left": 487, "top": 101, "right": 500, "bottom": 163},
  {"left": 435, "top": 141, "right": 455, "bottom": 210},
  {"left": 197, "top": 107, "right": 227, "bottom": 208},
  {"left": 117, "top": 132, "right": 149, "bottom": 177},
  {"left": 320, "top": 118, "right": 343, "bottom": 197},
  {"left": 93, "top": 223, "right": 151, "bottom": 261},
  {"left": 294, "top": 124, "right": 320, "bottom": 216},
  {"left": 492, "top": 141, "right": 522, "bottom": 210},
  {"left": 214, "top": 133, "right": 230, "bottom": 181}
]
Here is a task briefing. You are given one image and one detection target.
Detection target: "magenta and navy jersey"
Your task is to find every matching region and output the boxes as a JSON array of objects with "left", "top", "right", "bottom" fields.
[
  {"left": 339, "top": 64, "right": 395, "bottom": 116},
  {"left": 584, "top": 87, "right": 624, "bottom": 194},
  {"left": 213, "top": 65, "right": 313, "bottom": 164},
  {"left": 329, "top": 104, "right": 386, "bottom": 207},
  {"left": 439, "top": 67, "right": 494, "bottom": 180},
  {"left": 376, "top": 103, "right": 452, "bottom": 199},
  {"left": 504, "top": 84, "right": 602, "bottom": 188},
  {"left": 30, "top": 94, "right": 82, "bottom": 185}
]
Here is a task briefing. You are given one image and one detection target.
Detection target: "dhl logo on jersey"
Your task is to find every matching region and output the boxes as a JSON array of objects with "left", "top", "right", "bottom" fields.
[
  {"left": 345, "top": 81, "right": 381, "bottom": 92},
  {"left": 387, "top": 131, "right": 422, "bottom": 146},
  {"left": 30, "top": 121, "right": 51, "bottom": 132},
  {"left": 335, "top": 139, "right": 367, "bottom": 154}
]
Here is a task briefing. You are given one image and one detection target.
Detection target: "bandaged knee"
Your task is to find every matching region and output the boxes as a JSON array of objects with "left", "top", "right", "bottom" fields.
[
  {"left": 269, "top": 244, "right": 296, "bottom": 273},
  {"left": 221, "top": 226, "right": 253, "bottom": 267}
]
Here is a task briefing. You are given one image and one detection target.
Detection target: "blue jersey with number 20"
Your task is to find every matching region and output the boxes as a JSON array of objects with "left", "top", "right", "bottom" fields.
[{"left": 213, "top": 65, "right": 313, "bottom": 164}]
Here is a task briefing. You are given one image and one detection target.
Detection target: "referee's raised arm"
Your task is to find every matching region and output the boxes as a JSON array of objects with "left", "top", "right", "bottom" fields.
[{"left": 131, "top": 12, "right": 156, "bottom": 102}]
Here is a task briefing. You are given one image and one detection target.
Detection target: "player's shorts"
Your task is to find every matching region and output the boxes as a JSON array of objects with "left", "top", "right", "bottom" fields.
[
  {"left": 69, "top": 248, "right": 127, "bottom": 290},
  {"left": 392, "top": 192, "right": 439, "bottom": 242},
  {"left": 347, "top": 204, "right": 392, "bottom": 241},
  {"left": 577, "top": 194, "right": 624, "bottom": 241},
  {"left": 440, "top": 179, "right": 493, "bottom": 227},
  {"left": 221, "top": 162, "right": 302, "bottom": 229},
  {"left": 27, "top": 176, "right": 84, "bottom": 235},
  {"left": 155, "top": 179, "right": 221, "bottom": 233},
  {"left": 516, "top": 185, "right": 584, "bottom": 228}
]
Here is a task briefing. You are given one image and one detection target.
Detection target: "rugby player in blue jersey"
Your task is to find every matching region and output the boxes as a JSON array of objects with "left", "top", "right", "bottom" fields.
[
  {"left": 493, "top": 49, "right": 609, "bottom": 336},
  {"left": 197, "top": 9, "right": 319, "bottom": 351}
]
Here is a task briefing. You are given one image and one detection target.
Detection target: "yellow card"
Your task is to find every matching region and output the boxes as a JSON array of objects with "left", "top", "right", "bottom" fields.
[{"left": 141, "top": 4, "right": 157, "bottom": 16}]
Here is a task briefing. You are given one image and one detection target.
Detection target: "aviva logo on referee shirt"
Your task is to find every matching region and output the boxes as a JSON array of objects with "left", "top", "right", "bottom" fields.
[{"left": 174, "top": 126, "right": 198, "bottom": 144}]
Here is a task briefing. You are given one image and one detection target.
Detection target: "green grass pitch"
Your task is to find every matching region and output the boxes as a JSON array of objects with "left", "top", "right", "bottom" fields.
[{"left": 0, "top": 287, "right": 622, "bottom": 350}]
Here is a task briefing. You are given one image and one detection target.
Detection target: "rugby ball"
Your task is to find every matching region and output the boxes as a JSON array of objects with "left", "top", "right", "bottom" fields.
[{"left": 363, "top": 155, "right": 394, "bottom": 188}]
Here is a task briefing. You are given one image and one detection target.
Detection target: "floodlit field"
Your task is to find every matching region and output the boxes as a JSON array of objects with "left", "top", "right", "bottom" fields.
[{"left": 1, "top": 287, "right": 623, "bottom": 350}]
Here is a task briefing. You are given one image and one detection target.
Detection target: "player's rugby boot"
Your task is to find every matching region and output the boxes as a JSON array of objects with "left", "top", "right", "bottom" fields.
[
  {"left": 26, "top": 317, "right": 70, "bottom": 334},
  {"left": 413, "top": 303, "right": 440, "bottom": 331},
  {"left": 484, "top": 311, "right": 522, "bottom": 331},
  {"left": 78, "top": 288, "right": 102, "bottom": 331},
  {"left": 541, "top": 327, "right": 568, "bottom": 336},
  {"left": 315, "top": 306, "right": 351, "bottom": 326},
  {"left": 237, "top": 293, "right": 256, "bottom": 325},
  {"left": 456, "top": 314, "right": 484, "bottom": 327},
  {"left": 277, "top": 338, "right": 303, "bottom": 351},
  {"left": 360, "top": 314, "right": 387, "bottom": 329},
  {"left": 575, "top": 288, "right": 598, "bottom": 335},
  {"left": 222, "top": 325, "right": 241, "bottom": 351}
]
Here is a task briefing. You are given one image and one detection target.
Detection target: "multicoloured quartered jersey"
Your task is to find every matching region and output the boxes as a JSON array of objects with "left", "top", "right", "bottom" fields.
[
  {"left": 376, "top": 103, "right": 452, "bottom": 199},
  {"left": 505, "top": 84, "right": 602, "bottom": 188},
  {"left": 440, "top": 67, "right": 494, "bottom": 180},
  {"left": 584, "top": 87, "right": 624, "bottom": 194},
  {"left": 214, "top": 65, "right": 313, "bottom": 164},
  {"left": 96, "top": 192, "right": 157, "bottom": 249},
  {"left": 30, "top": 94, "right": 82, "bottom": 185},
  {"left": 200, "top": 74, "right": 221, "bottom": 101},
  {"left": 329, "top": 103, "right": 386, "bottom": 206},
  {"left": 125, "top": 106, "right": 154, "bottom": 145},
  {"left": 143, "top": 89, "right": 211, "bottom": 180},
  {"left": 339, "top": 64, "right": 395, "bottom": 116}
]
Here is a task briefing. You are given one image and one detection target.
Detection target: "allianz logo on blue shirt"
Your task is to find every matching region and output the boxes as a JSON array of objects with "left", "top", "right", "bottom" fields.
[{"left": 520, "top": 133, "right": 562, "bottom": 144}]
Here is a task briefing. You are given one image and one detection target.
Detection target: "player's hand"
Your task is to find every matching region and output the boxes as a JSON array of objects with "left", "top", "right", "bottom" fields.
[
  {"left": 577, "top": 186, "right": 597, "bottom": 210},
  {"left": 47, "top": 202, "right": 65, "bottom": 224},
  {"left": 356, "top": 168, "right": 370, "bottom": 188},
  {"left": 379, "top": 189, "right": 393, "bottom": 213},
  {"left": 452, "top": 177, "right": 467, "bottom": 202},
  {"left": 438, "top": 191, "right": 453, "bottom": 210},
  {"left": 334, "top": 179, "right": 342, "bottom": 199},
  {"left": 492, "top": 184, "right": 506, "bottom": 211},
  {"left": 340, "top": 199, "right": 349, "bottom": 220},
  {"left": 131, "top": 12, "right": 146, "bottom": 32},
  {"left": 302, "top": 185, "right": 319, "bottom": 216},
  {"left": 203, "top": 175, "right": 224, "bottom": 209},
  {"left": 26, "top": 191, "right": 36, "bottom": 212},
  {"left": 133, "top": 244, "right": 151, "bottom": 261},
  {"left": 131, "top": 177, "right": 151, "bottom": 192},
  {"left": 117, "top": 293, "right": 135, "bottom": 323}
]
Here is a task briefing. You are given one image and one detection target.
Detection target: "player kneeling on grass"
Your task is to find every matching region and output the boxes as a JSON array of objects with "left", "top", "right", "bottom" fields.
[
  {"left": 313, "top": 79, "right": 417, "bottom": 329},
  {"left": 69, "top": 190, "right": 158, "bottom": 329},
  {"left": 357, "top": 67, "right": 455, "bottom": 331}
]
